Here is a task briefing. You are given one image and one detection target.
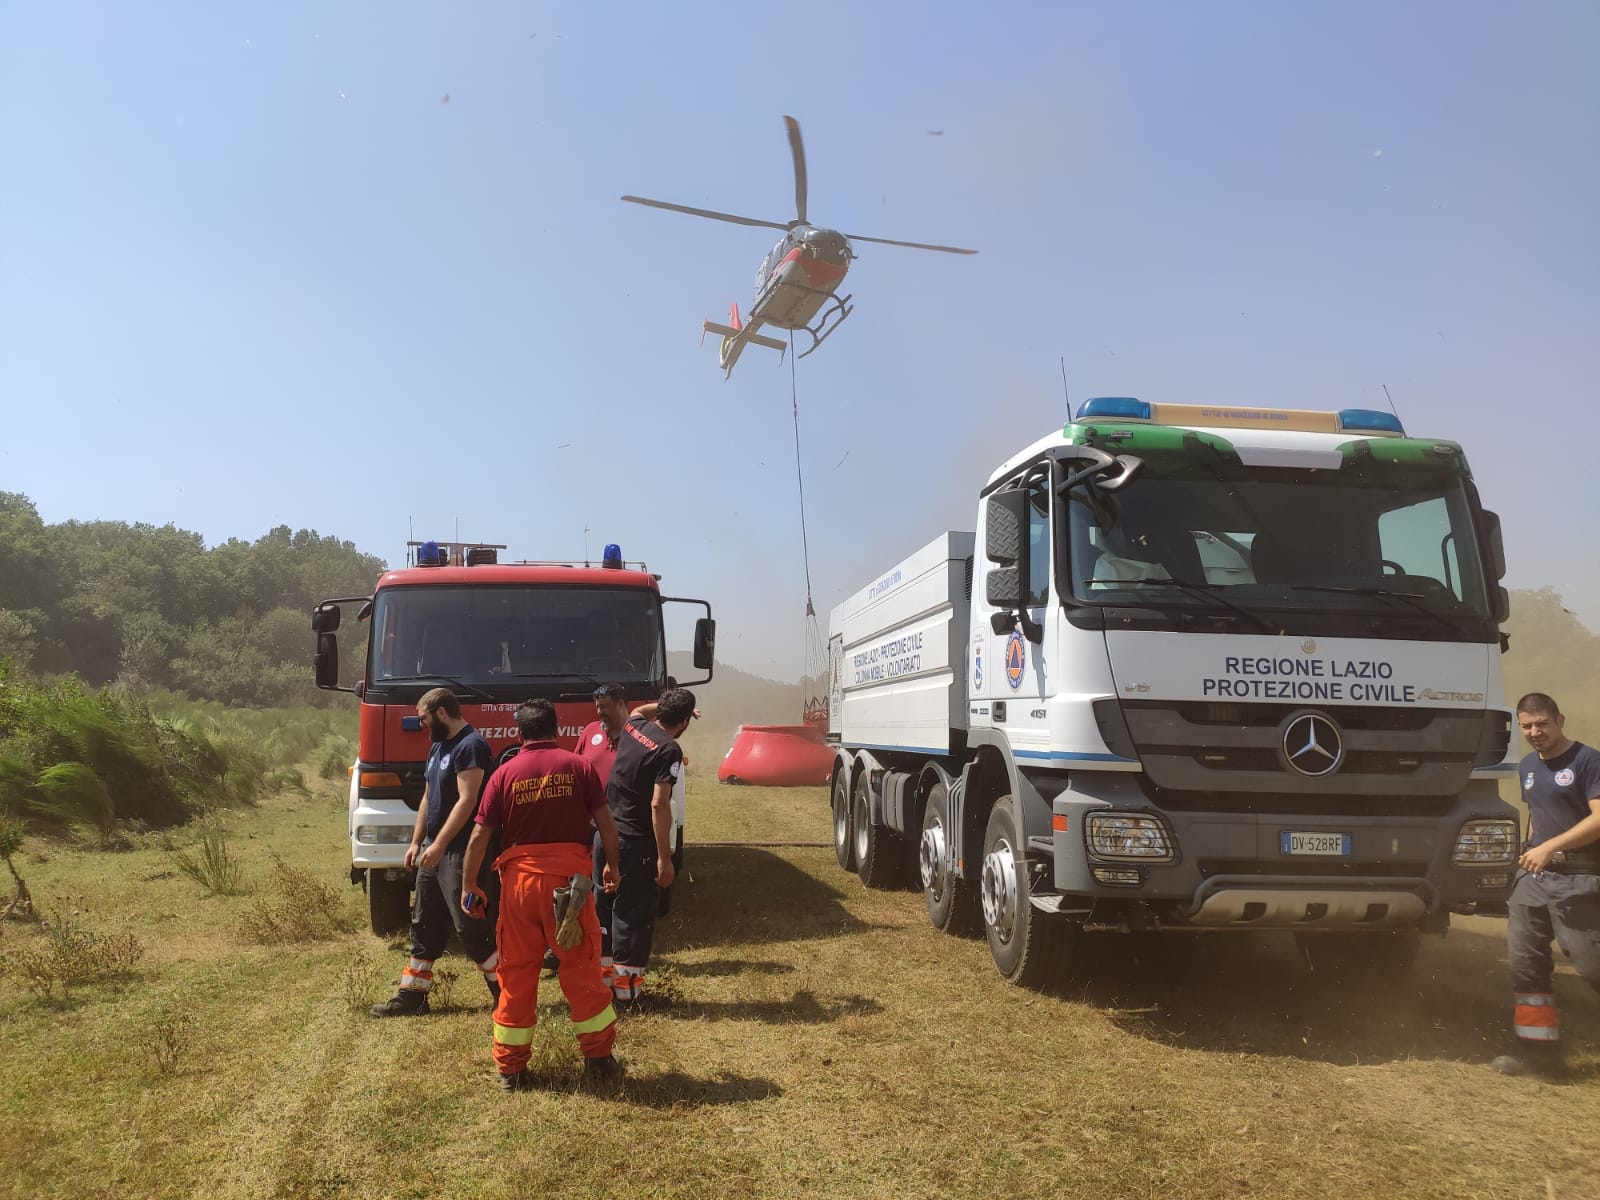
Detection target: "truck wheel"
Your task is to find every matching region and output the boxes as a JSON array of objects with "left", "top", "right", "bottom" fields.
[
  {"left": 854, "top": 772, "right": 901, "bottom": 888},
  {"left": 981, "top": 796, "right": 1073, "bottom": 987},
  {"left": 1295, "top": 928, "right": 1421, "bottom": 981},
  {"left": 832, "top": 770, "right": 856, "bottom": 872},
  {"left": 367, "top": 869, "right": 411, "bottom": 937},
  {"left": 920, "top": 780, "right": 978, "bottom": 934}
]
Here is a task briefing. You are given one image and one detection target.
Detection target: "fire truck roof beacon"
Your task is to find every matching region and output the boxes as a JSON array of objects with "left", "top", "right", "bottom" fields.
[
  {"left": 602, "top": 543, "right": 623, "bottom": 569},
  {"left": 417, "top": 540, "right": 444, "bottom": 567}
]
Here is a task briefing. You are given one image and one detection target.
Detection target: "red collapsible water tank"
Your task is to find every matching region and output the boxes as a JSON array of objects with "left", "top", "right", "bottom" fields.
[{"left": 718, "top": 723, "right": 834, "bottom": 787}]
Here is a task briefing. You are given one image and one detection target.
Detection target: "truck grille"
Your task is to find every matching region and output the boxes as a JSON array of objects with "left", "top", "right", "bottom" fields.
[{"left": 1118, "top": 701, "right": 1501, "bottom": 797}]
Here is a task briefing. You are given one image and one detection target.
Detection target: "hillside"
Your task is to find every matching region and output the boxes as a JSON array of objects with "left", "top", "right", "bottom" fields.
[
  {"left": 667, "top": 652, "right": 804, "bottom": 740},
  {"left": 1500, "top": 586, "right": 1600, "bottom": 736}
]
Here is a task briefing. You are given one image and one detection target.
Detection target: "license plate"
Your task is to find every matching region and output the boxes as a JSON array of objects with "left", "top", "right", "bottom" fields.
[{"left": 1281, "top": 831, "right": 1352, "bottom": 856}]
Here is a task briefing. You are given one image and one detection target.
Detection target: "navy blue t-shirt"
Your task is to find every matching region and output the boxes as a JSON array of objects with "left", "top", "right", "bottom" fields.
[
  {"left": 1520, "top": 740, "right": 1600, "bottom": 850},
  {"left": 424, "top": 723, "right": 494, "bottom": 854}
]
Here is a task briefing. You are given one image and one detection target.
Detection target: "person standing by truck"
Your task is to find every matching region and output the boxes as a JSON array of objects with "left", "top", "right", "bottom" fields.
[
  {"left": 1491, "top": 692, "right": 1600, "bottom": 1076},
  {"left": 370, "top": 688, "right": 500, "bottom": 1016},
  {"left": 577, "top": 683, "right": 631, "bottom": 785},
  {"left": 595, "top": 686, "right": 696, "bottom": 1007},
  {"left": 461, "top": 698, "right": 624, "bottom": 1090}
]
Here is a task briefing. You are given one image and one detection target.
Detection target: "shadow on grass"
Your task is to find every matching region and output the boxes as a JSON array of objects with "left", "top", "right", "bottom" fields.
[
  {"left": 660, "top": 846, "right": 879, "bottom": 950},
  {"left": 515, "top": 1066, "right": 783, "bottom": 1108},
  {"left": 1064, "top": 924, "right": 1587, "bottom": 1067},
  {"left": 612, "top": 1067, "right": 785, "bottom": 1108},
  {"left": 650, "top": 988, "right": 884, "bottom": 1025},
  {"left": 670, "top": 957, "right": 796, "bottom": 978}
]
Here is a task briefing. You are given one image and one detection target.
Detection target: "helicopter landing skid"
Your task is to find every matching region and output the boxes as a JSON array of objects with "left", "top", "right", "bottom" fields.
[{"left": 794, "top": 292, "right": 853, "bottom": 361}]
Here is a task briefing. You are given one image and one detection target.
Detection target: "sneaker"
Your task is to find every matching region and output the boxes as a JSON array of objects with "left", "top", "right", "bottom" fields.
[
  {"left": 369, "top": 989, "right": 430, "bottom": 1018},
  {"left": 582, "top": 1054, "right": 625, "bottom": 1086},
  {"left": 498, "top": 1070, "right": 531, "bottom": 1093},
  {"left": 1491, "top": 1046, "right": 1567, "bottom": 1079}
]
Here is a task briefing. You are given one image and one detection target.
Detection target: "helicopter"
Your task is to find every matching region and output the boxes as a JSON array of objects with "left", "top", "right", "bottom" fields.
[{"left": 622, "top": 116, "right": 977, "bottom": 378}]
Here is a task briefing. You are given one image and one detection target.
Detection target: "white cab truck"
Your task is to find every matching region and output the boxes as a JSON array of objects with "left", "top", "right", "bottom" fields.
[{"left": 827, "top": 398, "right": 1519, "bottom": 986}]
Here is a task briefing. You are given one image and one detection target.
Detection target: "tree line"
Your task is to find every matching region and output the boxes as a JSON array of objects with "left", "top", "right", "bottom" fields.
[{"left": 0, "top": 491, "right": 384, "bottom": 707}]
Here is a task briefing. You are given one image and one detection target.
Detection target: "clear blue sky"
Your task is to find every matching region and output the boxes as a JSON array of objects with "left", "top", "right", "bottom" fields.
[{"left": 3, "top": 2, "right": 1596, "bottom": 680}]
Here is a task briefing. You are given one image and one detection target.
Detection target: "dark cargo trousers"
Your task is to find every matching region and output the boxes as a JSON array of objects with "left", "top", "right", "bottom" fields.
[
  {"left": 399, "top": 845, "right": 499, "bottom": 993},
  {"left": 1507, "top": 868, "right": 1600, "bottom": 1045},
  {"left": 594, "top": 835, "right": 661, "bottom": 1003}
]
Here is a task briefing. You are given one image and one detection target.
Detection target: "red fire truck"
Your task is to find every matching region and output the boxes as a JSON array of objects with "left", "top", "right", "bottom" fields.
[{"left": 312, "top": 541, "right": 715, "bottom": 934}]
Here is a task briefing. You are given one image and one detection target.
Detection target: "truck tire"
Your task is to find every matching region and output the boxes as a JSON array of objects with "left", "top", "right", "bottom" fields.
[
  {"left": 1295, "top": 928, "right": 1421, "bottom": 981},
  {"left": 981, "top": 796, "right": 1073, "bottom": 987},
  {"left": 367, "top": 869, "right": 411, "bottom": 937},
  {"left": 920, "top": 780, "right": 978, "bottom": 934},
  {"left": 832, "top": 769, "right": 856, "bottom": 872},
  {"left": 854, "top": 771, "right": 901, "bottom": 889}
]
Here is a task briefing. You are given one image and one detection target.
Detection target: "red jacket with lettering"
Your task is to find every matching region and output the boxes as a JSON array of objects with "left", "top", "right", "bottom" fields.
[{"left": 475, "top": 741, "right": 606, "bottom": 854}]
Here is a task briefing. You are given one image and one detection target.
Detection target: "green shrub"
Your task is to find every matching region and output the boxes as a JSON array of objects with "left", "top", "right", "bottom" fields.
[
  {"left": 0, "top": 907, "right": 144, "bottom": 999},
  {"left": 34, "top": 762, "right": 115, "bottom": 846},
  {"left": 151, "top": 1009, "right": 196, "bottom": 1074},
  {"left": 238, "top": 857, "right": 355, "bottom": 944},
  {"left": 315, "top": 733, "right": 356, "bottom": 781},
  {"left": 169, "top": 819, "right": 246, "bottom": 896}
]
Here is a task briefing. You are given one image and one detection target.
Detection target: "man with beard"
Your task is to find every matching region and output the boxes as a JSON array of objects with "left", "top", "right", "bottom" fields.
[{"left": 371, "top": 687, "right": 501, "bottom": 1016}]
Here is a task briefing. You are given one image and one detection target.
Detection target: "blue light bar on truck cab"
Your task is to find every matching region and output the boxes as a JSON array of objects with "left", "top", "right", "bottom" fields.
[
  {"left": 1074, "top": 397, "right": 1406, "bottom": 437},
  {"left": 1076, "top": 397, "right": 1151, "bottom": 421},
  {"left": 1335, "top": 408, "right": 1406, "bottom": 435}
]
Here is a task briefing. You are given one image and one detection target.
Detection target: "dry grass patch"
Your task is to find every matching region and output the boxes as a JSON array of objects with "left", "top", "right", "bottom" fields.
[{"left": 3, "top": 773, "right": 1600, "bottom": 1200}]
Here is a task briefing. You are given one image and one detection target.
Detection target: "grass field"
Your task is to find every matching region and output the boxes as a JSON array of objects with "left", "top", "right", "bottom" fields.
[{"left": 2, "top": 731, "right": 1598, "bottom": 1200}]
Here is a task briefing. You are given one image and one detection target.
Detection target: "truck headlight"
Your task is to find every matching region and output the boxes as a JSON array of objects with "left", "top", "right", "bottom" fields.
[
  {"left": 1453, "top": 820, "right": 1517, "bottom": 865},
  {"left": 1085, "top": 813, "right": 1176, "bottom": 862},
  {"left": 356, "top": 825, "right": 414, "bottom": 845}
]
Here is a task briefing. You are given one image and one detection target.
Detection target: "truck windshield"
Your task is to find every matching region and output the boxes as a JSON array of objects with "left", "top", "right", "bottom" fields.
[
  {"left": 1063, "top": 451, "right": 1492, "bottom": 631},
  {"left": 368, "top": 585, "right": 665, "bottom": 688}
]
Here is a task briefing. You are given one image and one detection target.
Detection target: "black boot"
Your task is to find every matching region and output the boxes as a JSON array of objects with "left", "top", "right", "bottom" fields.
[
  {"left": 583, "top": 1054, "right": 625, "bottom": 1086},
  {"left": 369, "top": 988, "right": 430, "bottom": 1018},
  {"left": 497, "top": 1069, "right": 531, "bottom": 1093}
]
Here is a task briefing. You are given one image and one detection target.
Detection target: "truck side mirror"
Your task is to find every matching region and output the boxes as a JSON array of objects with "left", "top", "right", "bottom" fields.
[
  {"left": 985, "top": 488, "right": 1028, "bottom": 565},
  {"left": 314, "top": 632, "right": 340, "bottom": 689},
  {"left": 312, "top": 603, "right": 341, "bottom": 634},
  {"left": 1480, "top": 510, "right": 1506, "bottom": 581},
  {"left": 986, "top": 565, "right": 1023, "bottom": 610},
  {"left": 692, "top": 617, "right": 716, "bottom": 670},
  {"left": 1493, "top": 584, "right": 1510, "bottom": 626}
]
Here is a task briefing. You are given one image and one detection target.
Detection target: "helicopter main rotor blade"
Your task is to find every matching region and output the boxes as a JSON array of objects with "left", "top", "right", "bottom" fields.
[
  {"left": 784, "top": 115, "right": 808, "bottom": 226},
  {"left": 621, "top": 195, "right": 791, "bottom": 232},
  {"left": 845, "top": 232, "right": 979, "bottom": 255}
]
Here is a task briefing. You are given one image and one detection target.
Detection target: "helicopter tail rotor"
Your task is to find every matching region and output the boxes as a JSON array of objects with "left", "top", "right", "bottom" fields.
[{"left": 784, "top": 115, "right": 808, "bottom": 226}]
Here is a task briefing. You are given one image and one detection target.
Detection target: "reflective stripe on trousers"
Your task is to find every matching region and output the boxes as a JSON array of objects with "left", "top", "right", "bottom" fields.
[
  {"left": 491, "top": 847, "right": 618, "bottom": 1074},
  {"left": 1512, "top": 991, "right": 1560, "bottom": 1043}
]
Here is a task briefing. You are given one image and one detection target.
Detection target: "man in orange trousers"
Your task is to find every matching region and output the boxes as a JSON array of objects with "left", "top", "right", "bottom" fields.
[{"left": 463, "top": 698, "right": 624, "bottom": 1091}]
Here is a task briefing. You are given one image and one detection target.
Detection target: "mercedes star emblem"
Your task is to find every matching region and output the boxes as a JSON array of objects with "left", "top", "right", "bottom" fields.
[{"left": 1282, "top": 712, "right": 1343, "bottom": 777}]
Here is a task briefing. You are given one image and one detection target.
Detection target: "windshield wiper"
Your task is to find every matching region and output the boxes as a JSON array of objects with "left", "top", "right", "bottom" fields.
[
  {"left": 1084, "top": 577, "right": 1277, "bottom": 631},
  {"left": 1281, "top": 584, "right": 1465, "bottom": 633},
  {"left": 500, "top": 672, "right": 601, "bottom": 684},
  {"left": 374, "top": 674, "right": 496, "bottom": 701}
]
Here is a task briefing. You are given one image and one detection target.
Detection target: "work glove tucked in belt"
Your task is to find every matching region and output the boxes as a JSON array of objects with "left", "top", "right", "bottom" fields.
[{"left": 552, "top": 874, "right": 594, "bottom": 949}]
